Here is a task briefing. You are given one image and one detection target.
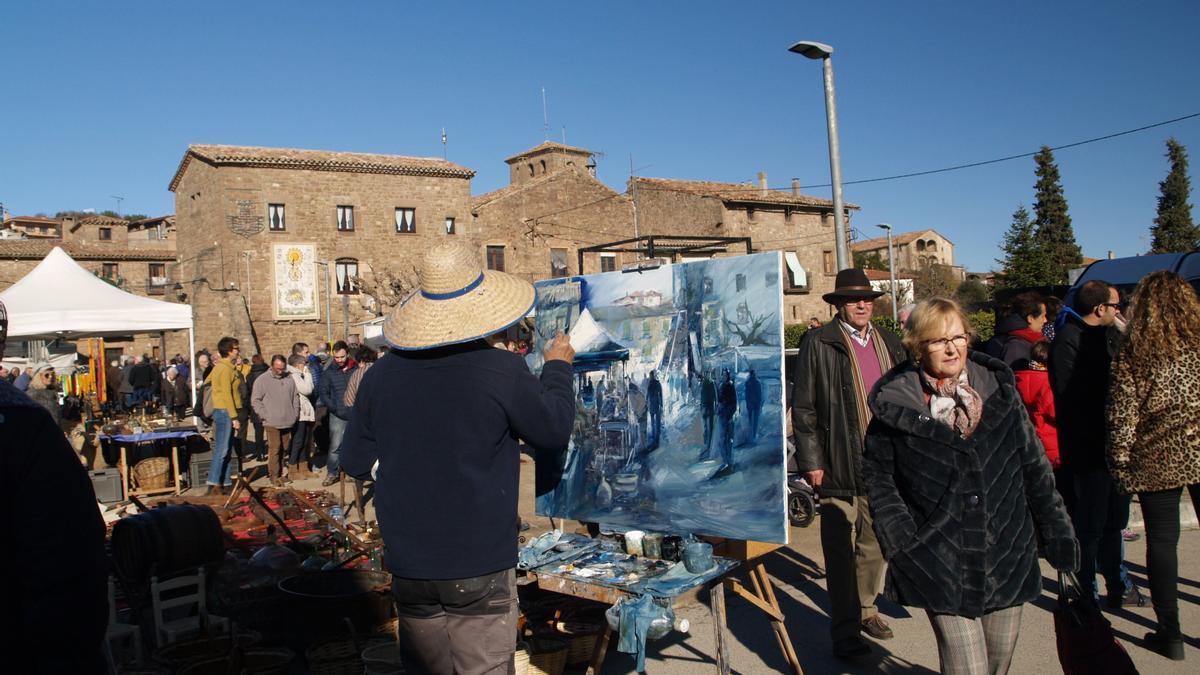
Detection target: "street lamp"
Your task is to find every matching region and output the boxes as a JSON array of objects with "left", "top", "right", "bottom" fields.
[
  {"left": 789, "top": 40, "right": 849, "bottom": 270},
  {"left": 877, "top": 223, "right": 898, "bottom": 324}
]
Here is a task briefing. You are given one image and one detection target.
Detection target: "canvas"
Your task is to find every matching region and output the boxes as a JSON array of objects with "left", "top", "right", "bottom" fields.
[{"left": 530, "top": 252, "right": 788, "bottom": 544}]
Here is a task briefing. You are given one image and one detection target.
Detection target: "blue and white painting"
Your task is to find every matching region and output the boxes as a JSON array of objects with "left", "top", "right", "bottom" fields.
[{"left": 529, "top": 252, "right": 787, "bottom": 544}]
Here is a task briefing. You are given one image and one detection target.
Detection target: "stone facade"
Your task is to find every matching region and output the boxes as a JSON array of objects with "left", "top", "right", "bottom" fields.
[
  {"left": 170, "top": 145, "right": 476, "bottom": 355},
  {"left": 852, "top": 228, "right": 958, "bottom": 273},
  {"left": 630, "top": 175, "right": 847, "bottom": 323}
]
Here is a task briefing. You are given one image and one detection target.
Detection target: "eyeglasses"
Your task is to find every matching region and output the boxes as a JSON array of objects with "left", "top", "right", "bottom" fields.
[
  {"left": 40, "top": 373, "right": 54, "bottom": 379},
  {"left": 925, "top": 334, "right": 969, "bottom": 352},
  {"left": 1101, "top": 302, "right": 1121, "bottom": 309}
]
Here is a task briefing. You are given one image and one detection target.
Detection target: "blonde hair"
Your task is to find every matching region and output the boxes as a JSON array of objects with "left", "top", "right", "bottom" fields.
[
  {"left": 1119, "top": 271, "right": 1200, "bottom": 369},
  {"left": 902, "top": 297, "right": 974, "bottom": 360}
]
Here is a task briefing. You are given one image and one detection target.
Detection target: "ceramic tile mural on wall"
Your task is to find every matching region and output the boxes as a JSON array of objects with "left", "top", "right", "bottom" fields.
[{"left": 529, "top": 252, "right": 788, "bottom": 544}]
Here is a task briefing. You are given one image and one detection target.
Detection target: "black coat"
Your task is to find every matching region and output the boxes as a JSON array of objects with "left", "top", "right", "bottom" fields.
[
  {"left": 0, "top": 380, "right": 108, "bottom": 672},
  {"left": 1048, "top": 313, "right": 1120, "bottom": 471},
  {"left": 862, "top": 352, "right": 1078, "bottom": 618},
  {"left": 791, "top": 322, "right": 907, "bottom": 497},
  {"left": 339, "top": 341, "right": 575, "bottom": 579}
]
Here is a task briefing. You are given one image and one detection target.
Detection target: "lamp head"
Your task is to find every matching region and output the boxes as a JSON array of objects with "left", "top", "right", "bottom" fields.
[
  {"left": 789, "top": 41, "right": 833, "bottom": 59},
  {"left": 877, "top": 223, "right": 892, "bottom": 231}
]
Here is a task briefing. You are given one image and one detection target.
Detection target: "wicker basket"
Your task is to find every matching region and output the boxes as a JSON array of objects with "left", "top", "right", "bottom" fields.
[
  {"left": 361, "top": 642, "right": 405, "bottom": 674},
  {"left": 525, "top": 638, "right": 568, "bottom": 675},
  {"left": 306, "top": 633, "right": 391, "bottom": 675},
  {"left": 513, "top": 643, "right": 530, "bottom": 675},
  {"left": 555, "top": 621, "right": 602, "bottom": 665},
  {"left": 133, "top": 456, "right": 171, "bottom": 489}
]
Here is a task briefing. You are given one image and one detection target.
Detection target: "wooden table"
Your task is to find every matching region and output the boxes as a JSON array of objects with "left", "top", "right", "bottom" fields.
[
  {"left": 525, "top": 555, "right": 738, "bottom": 674},
  {"left": 104, "top": 430, "right": 197, "bottom": 498}
]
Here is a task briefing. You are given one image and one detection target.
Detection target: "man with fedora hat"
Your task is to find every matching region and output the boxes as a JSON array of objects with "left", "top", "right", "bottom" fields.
[
  {"left": 792, "top": 268, "right": 907, "bottom": 658},
  {"left": 341, "top": 241, "right": 576, "bottom": 675}
]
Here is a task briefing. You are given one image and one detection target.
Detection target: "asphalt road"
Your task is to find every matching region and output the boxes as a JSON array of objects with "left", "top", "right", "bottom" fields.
[{"left": 516, "top": 459, "right": 1200, "bottom": 674}]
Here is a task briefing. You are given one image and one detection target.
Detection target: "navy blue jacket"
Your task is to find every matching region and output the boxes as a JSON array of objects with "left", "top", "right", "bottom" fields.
[
  {"left": 318, "top": 360, "right": 357, "bottom": 419},
  {"left": 340, "top": 342, "right": 575, "bottom": 579}
]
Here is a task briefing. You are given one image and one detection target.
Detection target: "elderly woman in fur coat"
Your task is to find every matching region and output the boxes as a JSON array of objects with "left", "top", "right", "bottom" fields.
[
  {"left": 862, "top": 298, "right": 1078, "bottom": 674},
  {"left": 1107, "top": 271, "right": 1200, "bottom": 661}
]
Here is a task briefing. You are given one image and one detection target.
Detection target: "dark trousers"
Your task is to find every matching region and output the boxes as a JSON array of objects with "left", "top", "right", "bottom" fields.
[
  {"left": 1139, "top": 484, "right": 1200, "bottom": 639},
  {"left": 289, "top": 420, "right": 313, "bottom": 466},
  {"left": 392, "top": 568, "right": 517, "bottom": 675},
  {"left": 1073, "top": 469, "right": 1132, "bottom": 598}
]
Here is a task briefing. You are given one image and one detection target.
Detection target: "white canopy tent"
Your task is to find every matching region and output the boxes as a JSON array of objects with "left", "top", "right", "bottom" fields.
[{"left": 0, "top": 246, "right": 196, "bottom": 403}]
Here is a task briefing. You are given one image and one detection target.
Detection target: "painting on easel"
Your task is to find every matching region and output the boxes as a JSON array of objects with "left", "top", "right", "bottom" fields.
[{"left": 528, "top": 252, "right": 788, "bottom": 544}]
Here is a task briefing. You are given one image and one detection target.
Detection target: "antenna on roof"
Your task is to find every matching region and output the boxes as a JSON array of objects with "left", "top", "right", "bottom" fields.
[
  {"left": 110, "top": 196, "right": 124, "bottom": 216},
  {"left": 441, "top": 128, "right": 448, "bottom": 159},
  {"left": 562, "top": 126, "right": 567, "bottom": 145},
  {"left": 541, "top": 86, "right": 550, "bottom": 140}
]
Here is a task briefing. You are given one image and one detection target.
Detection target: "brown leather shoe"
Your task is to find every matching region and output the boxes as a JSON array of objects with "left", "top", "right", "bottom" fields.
[{"left": 861, "top": 615, "right": 894, "bottom": 640}]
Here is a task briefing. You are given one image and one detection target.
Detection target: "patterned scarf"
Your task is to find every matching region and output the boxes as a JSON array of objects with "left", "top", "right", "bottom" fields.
[{"left": 922, "top": 368, "right": 983, "bottom": 438}]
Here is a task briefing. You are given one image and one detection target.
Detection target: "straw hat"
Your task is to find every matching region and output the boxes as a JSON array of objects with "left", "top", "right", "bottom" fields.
[{"left": 383, "top": 241, "right": 536, "bottom": 350}]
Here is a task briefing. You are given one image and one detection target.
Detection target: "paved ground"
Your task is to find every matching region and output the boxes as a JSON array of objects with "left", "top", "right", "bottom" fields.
[{"left": 515, "top": 458, "right": 1200, "bottom": 674}]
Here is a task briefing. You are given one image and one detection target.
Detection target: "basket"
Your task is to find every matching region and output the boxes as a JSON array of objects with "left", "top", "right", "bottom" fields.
[
  {"left": 556, "top": 621, "right": 602, "bottom": 665},
  {"left": 307, "top": 635, "right": 392, "bottom": 675},
  {"left": 133, "top": 456, "right": 171, "bottom": 489},
  {"left": 526, "top": 637, "right": 568, "bottom": 675},
  {"left": 361, "top": 642, "right": 405, "bottom": 674},
  {"left": 514, "top": 643, "right": 530, "bottom": 675}
]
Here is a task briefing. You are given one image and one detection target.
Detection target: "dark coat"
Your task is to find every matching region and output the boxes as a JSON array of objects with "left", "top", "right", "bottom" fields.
[
  {"left": 791, "top": 322, "right": 907, "bottom": 497},
  {"left": 0, "top": 380, "right": 108, "bottom": 673},
  {"left": 984, "top": 314, "right": 1045, "bottom": 370},
  {"left": 128, "top": 361, "right": 155, "bottom": 390},
  {"left": 339, "top": 341, "right": 574, "bottom": 579},
  {"left": 1048, "top": 313, "right": 1120, "bottom": 471},
  {"left": 862, "top": 352, "right": 1078, "bottom": 618},
  {"left": 160, "top": 375, "right": 189, "bottom": 411},
  {"left": 318, "top": 360, "right": 357, "bottom": 419}
]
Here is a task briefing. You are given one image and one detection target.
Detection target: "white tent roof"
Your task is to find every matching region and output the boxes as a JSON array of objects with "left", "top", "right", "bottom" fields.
[{"left": 0, "top": 246, "right": 193, "bottom": 338}]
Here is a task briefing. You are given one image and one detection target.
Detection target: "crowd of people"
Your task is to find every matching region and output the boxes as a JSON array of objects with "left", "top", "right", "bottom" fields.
[
  {"left": 795, "top": 268, "right": 1200, "bottom": 671},
  {"left": 195, "top": 338, "right": 386, "bottom": 494}
]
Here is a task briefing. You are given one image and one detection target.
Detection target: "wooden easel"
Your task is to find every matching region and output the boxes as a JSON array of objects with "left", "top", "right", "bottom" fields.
[
  {"left": 526, "top": 538, "right": 802, "bottom": 674},
  {"left": 708, "top": 539, "right": 803, "bottom": 675}
]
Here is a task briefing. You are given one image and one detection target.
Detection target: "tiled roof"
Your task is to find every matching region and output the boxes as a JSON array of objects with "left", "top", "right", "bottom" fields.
[
  {"left": 169, "top": 144, "right": 475, "bottom": 191},
  {"left": 504, "top": 141, "right": 593, "bottom": 163},
  {"left": 0, "top": 240, "right": 176, "bottom": 262},
  {"left": 631, "top": 177, "right": 850, "bottom": 209},
  {"left": 2, "top": 215, "right": 58, "bottom": 225},
  {"left": 472, "top": 167, "right": 619, "bottom": 211},
  {"left": 852, "top": 229, "right": 953, "bottom": 251},
  {"left": 863, "top": 268, "right": 916, "bottom": 281}
]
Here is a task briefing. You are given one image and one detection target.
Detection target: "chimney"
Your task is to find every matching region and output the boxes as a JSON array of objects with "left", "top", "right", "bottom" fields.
[
  {"left": 758, "top": 171, "right": 768, "bottom": 197},
  {"left": 791, "top": 178, "right": 801, "bottom": 197}
]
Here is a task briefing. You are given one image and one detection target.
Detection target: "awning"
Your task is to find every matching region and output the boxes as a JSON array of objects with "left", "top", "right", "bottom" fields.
[{"left": 784, "top": 252, "right": 808, "bottom": 289}]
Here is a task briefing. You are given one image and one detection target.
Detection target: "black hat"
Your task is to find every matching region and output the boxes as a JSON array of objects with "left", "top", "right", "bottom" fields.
[{"left": 822, "top": 268, "right": 886, "bottom": 304}]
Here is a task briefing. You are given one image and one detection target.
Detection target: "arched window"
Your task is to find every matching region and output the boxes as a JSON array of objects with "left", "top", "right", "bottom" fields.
[
  {"left": 540, "top": 160, "right": 547, "bottom": 174},
  {"left": 915, "top": 240, "right": 926, "bottom": 252},
  {"left": 335, "top": 258, "right": 359, "bottom": 294},
  {"left": 929, "top": 256, "right": 939, "bottom": 265},
  {"left": 528, "top": 163, "right": 534, "bottom": 177},
  {"left": 926, "top": 240, "right": 938, "bottom": 252},
  {"left": 919, "top": 255, "right": 928, "bottom": 266}
]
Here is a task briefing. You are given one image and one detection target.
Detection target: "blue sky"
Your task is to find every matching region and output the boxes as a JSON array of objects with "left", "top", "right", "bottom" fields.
[{"left": 3, "top": 1, "right": 1198, "bottom": 272}]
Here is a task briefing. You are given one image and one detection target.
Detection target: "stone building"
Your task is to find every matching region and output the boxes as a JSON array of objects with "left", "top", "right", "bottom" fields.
[
  {"left": 1, "top": 215, "right": 61, "bottom": 239},
  {"left": 629, "top": 174, "right": 848, "bottom": 323},
  {"left": 169, "top": 144, "right": 477, "bottom": 354},
  {"left": 471, "top": 141, "right": 635, "bottom": 280},
  {"left": 851, "top": 228, "right": 958, "bottom": 273}
]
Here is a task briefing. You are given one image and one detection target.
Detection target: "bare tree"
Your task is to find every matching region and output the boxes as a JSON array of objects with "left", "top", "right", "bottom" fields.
[{"left": 353, "top": 263, "right": 420, "bottom": 316}]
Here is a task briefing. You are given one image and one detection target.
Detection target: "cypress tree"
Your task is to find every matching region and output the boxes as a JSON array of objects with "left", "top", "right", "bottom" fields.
[
  {"left": 1150, "top": 137, "right": 1199, "bottom": 253},
  {"left": 1032, "top": 146, "right": 1082, "bottom": 282},
  {"left": 996, "top": 205, "right": 1055, "bottom": 289}
]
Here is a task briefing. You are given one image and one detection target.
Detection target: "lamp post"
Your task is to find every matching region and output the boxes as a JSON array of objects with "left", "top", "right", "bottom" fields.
[
  {"left": 878, "top": 223, "right": 898, "bottom": 324},
  {"left": 789, "top": 40, "right": 849, "bottom": 270}
]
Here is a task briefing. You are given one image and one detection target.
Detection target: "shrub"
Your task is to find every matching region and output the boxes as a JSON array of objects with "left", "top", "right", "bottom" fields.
[
  {"left": 784, "top": 324, "right": 808, "bottom": 349},
  {"left": 968, "top": 310, "right": 995, "bottom": 344}
]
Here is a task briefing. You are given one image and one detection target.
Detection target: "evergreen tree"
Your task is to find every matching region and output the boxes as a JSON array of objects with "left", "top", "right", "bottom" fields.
[
  {"left": 996, "top": 205, "right": 1055, "bottom": 289},
  {"left": 1031, "top": 146, "right": 1082, "bottom": 282},
  {"left": 1150, "top": 137, "right": 1199, "bottom": 253}
]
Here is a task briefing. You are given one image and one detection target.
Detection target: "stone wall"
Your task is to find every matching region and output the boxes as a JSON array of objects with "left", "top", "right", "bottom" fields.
[{"left": 174, "top": 160, "right": 475, "bottom": 355}]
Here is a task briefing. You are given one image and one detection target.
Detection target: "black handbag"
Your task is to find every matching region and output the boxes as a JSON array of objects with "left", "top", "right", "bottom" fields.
[{"left": 1054, "top": 572, "right": 1139, "bottom": 674}]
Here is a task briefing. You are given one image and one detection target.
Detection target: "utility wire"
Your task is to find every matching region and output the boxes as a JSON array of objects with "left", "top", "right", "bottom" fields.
[{"left": 634, "top": 111, "right": 1200, "bottom": 193}]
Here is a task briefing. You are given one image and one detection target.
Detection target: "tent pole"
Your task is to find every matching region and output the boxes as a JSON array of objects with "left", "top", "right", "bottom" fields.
[{"left": 189, "top": 327, "right": 197, "bottom": 424}]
